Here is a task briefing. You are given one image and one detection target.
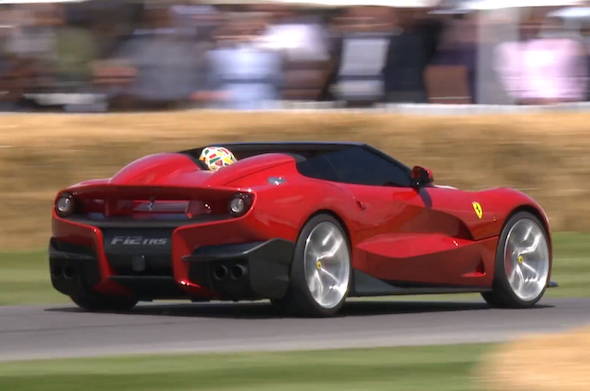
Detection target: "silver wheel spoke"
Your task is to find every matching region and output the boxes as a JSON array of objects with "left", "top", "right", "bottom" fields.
[
  {"left": 507, "top": 234, "right": 520, "bottom": 254},
  {"left": 508, "top": 264, "right": 523, "bottom": 290},
  {"left": 503, "top": 218, "right": 550, "bottom": 302},
  {"left": 514, "top": 264, "right": 525, "bottom": 290},
  {"left": 508, "top": 264, "right": 519, "bottom": 284},
  {"left": 312, "top": 271, "right": 324, "bottom": 296},
  {"left": 519, "top": 224, "right": 534, "bottom": 246},
  {"left": 304, "top": 222, "right": 350, "bottom": 309},
  {"left": 319, "top": 267, "right": 339, "bottom": 284},
  {"left": 316, "top": 237, "right": 344, "bottom": 261},
  {"left": 521, "top": 261, "right": 540, "bottom": 281},
  {"left": 516, "top": 234, "right": 541, "bottom": 255}
]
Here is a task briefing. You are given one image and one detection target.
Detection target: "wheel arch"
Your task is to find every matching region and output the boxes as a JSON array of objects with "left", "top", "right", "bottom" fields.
[
  {"left": 504, "top": 204, "right": 553, "bottom": 262},
  {"left": 274, "top": 207, "right": 354, "bottom": 316},
  {"left": 301, "top": 209, "right": 352, "bottom": 246}
]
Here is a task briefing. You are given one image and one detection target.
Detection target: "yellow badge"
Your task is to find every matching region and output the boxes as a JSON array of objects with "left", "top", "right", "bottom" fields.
[{"left": 472, "top": 202, "right": 483, "bottom": 219}]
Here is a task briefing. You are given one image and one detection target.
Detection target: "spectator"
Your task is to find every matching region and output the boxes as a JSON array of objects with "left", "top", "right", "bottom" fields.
[
  {"left": 326, "top": 6, "right": 398, "bottom": 106},
  {"left": 202, "top": 11, "right": 284, "bottom": 110},
  {"left": 471, "top": 8, "right": 520, "bottom": 104},
  {"left": 4, "top": 5, "right": 57, "bottom": 67},
  {"left": 257, "top": 5, "right": 333, "bottom": 101},
  {"left": 426, "top": 12, "right": 476, "bottom": 103},
  {"left": 52, "top": 5, "right": 98, "bottom": 92},
  {"left": 170, "top": 3, "right": 221, "bottom": 42},
  {"left": 92, "top": 5, "right": 216, "bottom": 111},
  {"left": 1, "top": 4, "right": 60, "bottom": 110},
  {"left": 384, "top": 8, "right": 444, "bottom": 103},
  {"left": 494, "top": 15, "right": 588, "bottom": 105}
]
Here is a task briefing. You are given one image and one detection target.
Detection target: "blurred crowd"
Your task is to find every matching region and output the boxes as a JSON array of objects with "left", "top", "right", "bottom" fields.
[{"left": 1, "top": 1, "right": 590, "bottom": 112}]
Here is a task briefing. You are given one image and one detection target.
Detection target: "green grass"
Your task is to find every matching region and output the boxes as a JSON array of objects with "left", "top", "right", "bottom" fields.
[
  {"left": 1, "top": 232, "right": 588, "bottom": 306},
  {"left": 0, "top": 344, "right": 493, "bottom": 391},
  {"left": 0, "top": 251, "right": 67, "bottom": 305}
]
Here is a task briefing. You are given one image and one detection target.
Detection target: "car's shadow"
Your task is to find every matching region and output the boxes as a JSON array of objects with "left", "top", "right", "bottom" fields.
[{"left": 45, "top": 299, "right": 554, "bottom": 320}]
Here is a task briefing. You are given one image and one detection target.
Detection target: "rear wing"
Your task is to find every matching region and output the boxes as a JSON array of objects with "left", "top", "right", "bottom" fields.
[{"left": 60, "top": 184, "right": 244, "bottom": 202}]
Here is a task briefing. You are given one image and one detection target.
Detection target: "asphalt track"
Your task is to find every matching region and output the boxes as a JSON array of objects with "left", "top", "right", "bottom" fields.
[{"left": 1, "top": 297, "right": 589, "bottom": 362}]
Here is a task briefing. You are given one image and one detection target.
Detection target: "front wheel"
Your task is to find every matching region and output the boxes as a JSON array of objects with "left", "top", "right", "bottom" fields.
[
  {"left": 481, "top": 211, "right": 551, "bottom": 309},
  {"left": 273, "top": 214, "right": 352, "bottom": 317}
]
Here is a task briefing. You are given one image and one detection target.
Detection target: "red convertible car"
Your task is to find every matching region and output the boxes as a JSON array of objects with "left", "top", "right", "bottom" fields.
[{"left": 49, "top": 141, "right": 556, "bottom": 317}]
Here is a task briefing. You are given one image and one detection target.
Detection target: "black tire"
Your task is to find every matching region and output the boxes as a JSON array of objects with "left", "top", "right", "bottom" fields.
[
  {"left": 70, "top": 286, "right": 138, "bottom": 312},
  {"left": 481, "top": 211, "right": 550, "bottom": 309},
  {"left": 272, "top": 214, "right": 352, "bottom": 318}
]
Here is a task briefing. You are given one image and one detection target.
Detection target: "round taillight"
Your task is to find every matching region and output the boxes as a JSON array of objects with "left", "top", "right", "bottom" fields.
[
  {"left": 229, "top": 197, "right": 245, "bottom": 214},
  {"left": 55, "top": 193, "right": 76, "bottom": 217},
  {"left": 228, "top": 193, "right": 253, "bottom": 217}
]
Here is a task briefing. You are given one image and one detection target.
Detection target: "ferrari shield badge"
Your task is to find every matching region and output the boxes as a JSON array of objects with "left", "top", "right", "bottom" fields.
[{"left": 472, "top": 202, "right": 483, "bottom": 219}]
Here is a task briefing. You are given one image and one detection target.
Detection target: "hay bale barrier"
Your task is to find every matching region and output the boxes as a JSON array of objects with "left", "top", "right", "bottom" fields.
[
  {"left": 2, "top": 111, "right": 590, "bottom": 249},
  {"left": 474, "top": 326, "right": 590, "bottom": 391}
]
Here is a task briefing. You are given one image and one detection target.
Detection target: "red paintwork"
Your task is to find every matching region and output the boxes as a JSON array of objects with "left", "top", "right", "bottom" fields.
[{"left": 52, "top": 151, "right": 552, "bottom": 298}]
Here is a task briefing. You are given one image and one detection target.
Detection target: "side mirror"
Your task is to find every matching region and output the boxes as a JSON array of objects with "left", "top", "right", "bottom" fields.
[{"left": 411, "top": 166, "right": 434, "bottom": 188}]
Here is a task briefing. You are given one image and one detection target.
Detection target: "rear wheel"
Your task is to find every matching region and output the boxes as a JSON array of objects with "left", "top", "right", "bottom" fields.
[
  {"left": 70, "top": 286, "right": 138, "bottom": 312},
  {"left": 272, "top": 214, "right": 351, "bottom": 317},
  {"left": 481, "top": 211, "right": 551, "bottom": 308}
]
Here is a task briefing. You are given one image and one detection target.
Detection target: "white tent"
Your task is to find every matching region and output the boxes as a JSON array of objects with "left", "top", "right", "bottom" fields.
[
  {"left": 463, "top": 0, "right": 584, "bottom": 10},
  {"left": 550, "top": 5, "right": 590, "bottom": 17},
  {"left": 200, "top": 0, "right": 440, "bottom": 7},
  {"left": 285, "top": 0, "right": 440, "bottom": 5}
]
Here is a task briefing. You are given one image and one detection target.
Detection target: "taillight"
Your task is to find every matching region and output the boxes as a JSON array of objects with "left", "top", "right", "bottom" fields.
[
  {"left": 55, "top": 193, "right": 76, "bottom": 217},
  {"left": 228, "top": 193, "right": 253, "bottom": 217}
]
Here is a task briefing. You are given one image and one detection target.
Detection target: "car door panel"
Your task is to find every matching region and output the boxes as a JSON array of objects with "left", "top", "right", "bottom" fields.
[
  {"left": 312, "top": 145, "right": 494, "bottom": 288},
  {"left": 353, "top": 185, "right": 494, "bottom": 287}
]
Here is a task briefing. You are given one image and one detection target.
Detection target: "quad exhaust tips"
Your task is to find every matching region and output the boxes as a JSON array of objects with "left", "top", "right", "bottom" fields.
[
  {"left": 213, "top": 265, "right": 228, "bottom": 281},
  {"left": 51, "top": 265, "right": 76, "bottom": 279},
  {"left": 63, "top": 266, "right": 75, "bottom": 279},
  {"left": 213, "top": 264, "right": 247, "bottom": 281},
  {"left": 51, "top": 265, "right": 62, "bottom": 279},
  {"left": 230, "top": 265, "right": 246, "bottom": 280}
]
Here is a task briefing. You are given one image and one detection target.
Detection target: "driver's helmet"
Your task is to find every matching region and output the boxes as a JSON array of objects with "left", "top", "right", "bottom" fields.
[{"left": 199, "top": 146, "right": 237, "bottom": 171}]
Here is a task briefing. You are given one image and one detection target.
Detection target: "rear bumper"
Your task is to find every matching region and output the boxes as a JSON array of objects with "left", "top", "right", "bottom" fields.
[
  {"left": 49, "top": 239, "right": 103, "bottom": 297},
  {"left": 49, "top": 214, "right": 296, "bottom": 301},
  {"left": 50, "top": 238, "right": 295, "bottom": 301},
  {"left": 183, "top": 239, "right": 294, "bottom": 300}
]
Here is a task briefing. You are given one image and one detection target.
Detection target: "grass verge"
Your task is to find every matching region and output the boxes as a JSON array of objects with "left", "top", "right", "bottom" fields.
[
  {"left": 1, "top": 232, "right": 588, "bottom": 306},
  {"left": 476, "top": 325, "right": 590, "bottom": 391},
  {"left": 0, "top": 344, "right": 492, "bottom": 391}
]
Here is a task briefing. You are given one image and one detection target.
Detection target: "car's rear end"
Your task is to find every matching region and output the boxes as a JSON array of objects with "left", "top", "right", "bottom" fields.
[{"left": 49, "top": 181, "right": 295, "bottom": 307}]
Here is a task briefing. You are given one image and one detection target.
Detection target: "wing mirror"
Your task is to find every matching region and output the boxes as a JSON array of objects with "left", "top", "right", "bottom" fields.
[{"left": 411, "top": 166, "right": 434, "bottom": 188}]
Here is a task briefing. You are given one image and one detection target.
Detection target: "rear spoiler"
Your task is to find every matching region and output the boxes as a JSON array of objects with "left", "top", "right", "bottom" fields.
[{"left": 60, "top": 185, "right": 249, "bottom": 202}]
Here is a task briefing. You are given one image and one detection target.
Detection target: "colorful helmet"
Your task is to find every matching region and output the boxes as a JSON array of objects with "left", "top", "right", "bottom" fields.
[{"left": 199, "top": 146, "right": 237, "bottom": 171}]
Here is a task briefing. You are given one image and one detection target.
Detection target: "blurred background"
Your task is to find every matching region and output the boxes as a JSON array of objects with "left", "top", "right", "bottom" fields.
[
  {"left": 1, "top": 0, "right": 590, "bottom": 113},
  {"left": 2, "top": 2, "right": 590, "bottom": 390}
]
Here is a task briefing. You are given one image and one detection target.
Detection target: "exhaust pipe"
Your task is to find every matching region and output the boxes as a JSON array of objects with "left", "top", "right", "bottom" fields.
[
  {"left": 63, "top": 266, "right": 75, "bottom": 279},
  {"left": 51, "top": 265, "right": 62, "bottom": 279},
  {"left": 213, "top": 265, "right": 228, "bottom": 281},
  {"left": 230, "top": 264, "right": 247, "bottom": 280}
]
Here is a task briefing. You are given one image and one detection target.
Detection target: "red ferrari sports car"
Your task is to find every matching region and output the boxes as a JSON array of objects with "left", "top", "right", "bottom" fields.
[{"left": 49, "top": 141, "right": 556, "bottom": 317}]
